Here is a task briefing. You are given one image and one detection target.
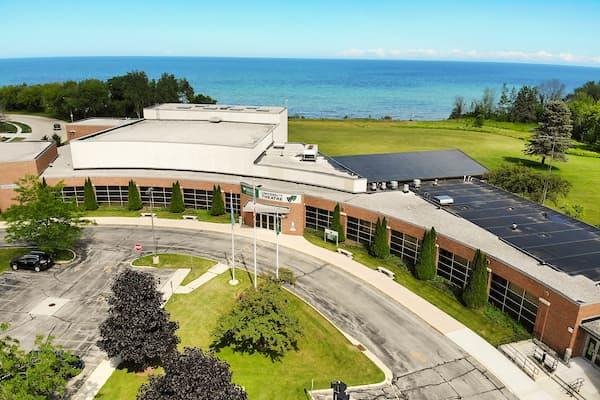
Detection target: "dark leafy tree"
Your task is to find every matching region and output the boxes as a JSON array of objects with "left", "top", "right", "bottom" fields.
[
  {"left": 98, "top": 269, "right": 179, "bottom": 370},
  {"left": 137, "top": 347, "right": 247, "bottom": 400},
  {"left": 448, "top": 96, "right": 466, "bottom": 119},
  {"left": 525, "top": 100, "right": 573, "bottom": 165},
  {"left": 0, "top": 324, "right": 82, "bottom": 400},
  {"left": 210, "top": 185, "right": 225, "bottom": 216},
  {"left": 369, "top": 217, "right": 390, "bottom": 259},
  {"left": 568, "top": 96, "right": 600, "bottom": 145},
  {"left": 511, "top": 85, "right": 541, "bottom": 122},
  {"left": 212, "top": 280, "right": 302, "bottom": 360},
  {"left": 83, "top": 177, "right": 98, "bottom": 211},
  {"left": 462, "top": 250, "right": 489, "bottom": 309},
  {"left": 191, "top": 93, "right": 217, "bottom": 104},
  {"left": 155, "top": 73, "right": 180, "bottom": 103},
  {"left": 3, "top": 176, "right": 84, "bottom": 253},
  {"left": 331, "top": 203, "right": 345, "bottom": 242},
  {"left": 570, "top": 80, "right": 600, "bottom": 102},
  {"left": 127, "top": 180, "right": 143, "bottom": 211},
  {"left": 169, "top": 181, "right": 185, "bottom": 213},
  {"left": 497, "top": 83, "right": 513, "bottom": 120},
  {"left": 415, "top": 228, "right": 437, "bottom": 280},
  {"left": 51, "top": 133, "right": 62, "bottom": 147},
  {"left": 486, "top": 165, "right": 571, "bottom": 203}
]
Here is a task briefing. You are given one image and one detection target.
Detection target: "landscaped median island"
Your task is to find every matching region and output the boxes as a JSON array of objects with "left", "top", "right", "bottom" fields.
[
  {"left": 82, "top": 206, "right": 233, "bottom": 223},
  {"left": 96, "top": 270, "right": 383, "bottom": 400},
  {"left": 131, "top": 253, "right": 217, "bottom": 286},
  {"left": 303, "top": 229, "right": 531, "bottom": 346}
]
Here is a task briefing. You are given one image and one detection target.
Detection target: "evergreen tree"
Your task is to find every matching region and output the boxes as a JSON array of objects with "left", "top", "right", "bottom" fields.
[
  {"left": 127, "top": 180, "right": 143, "bottom": 211},
  {"left": 525, "top": 100, "right": 573, "bottom": 165},
  {"left": 331, "top": 203, "right": 345, "bottom": 242},
  {"left": 497, "top": 83, "right": 512, "bottom": 120},
  {"left": 462, "top": 249, "right": 489, "bottom": 309},
  {"left": 98, "top": 270, "right": 179, "bottom": 370},
  {"left": 210, "top": 185, "right": 225, "bottom": 216},
  {"left": 83, "top": 177, "right": 98, "bottom": 211},
  {"left": 448, "top": 96, "right": 465, "bottom": 119},
  {"left": 415, "top": 227, "right": 437, "bottom": 280},
  {"left": 169, "top": 181, "right": 185, "bottom": 213},
  {"left": 369, "top": 217, "right": 390, "bottom": 259},
  {"left": 511, "top": 85, "right": 541, "bottom": 122}
]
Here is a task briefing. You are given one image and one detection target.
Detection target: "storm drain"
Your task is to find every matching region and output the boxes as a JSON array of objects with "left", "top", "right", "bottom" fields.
[{"left": 30, "top": 297, "right": 70, "bottom": 316}]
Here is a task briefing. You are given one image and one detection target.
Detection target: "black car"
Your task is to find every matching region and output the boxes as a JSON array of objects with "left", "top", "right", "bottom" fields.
[{"left": 10, "top": 251, "right": 53, "bottom": 272}]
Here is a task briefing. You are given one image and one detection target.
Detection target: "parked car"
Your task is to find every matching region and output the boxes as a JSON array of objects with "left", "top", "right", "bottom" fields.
[{"left": 10, "top": 251, "right": 53, "bottom": 272}]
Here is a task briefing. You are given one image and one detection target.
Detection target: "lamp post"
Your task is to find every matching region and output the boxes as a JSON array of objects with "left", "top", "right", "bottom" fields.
[
  {"left": 146, "top": 188, "right": 159, "bottom": 264},
  {"left": 252, "top": 181, "right": 258, "bottom": 289},
  {"left": 229, "top": 191, "right": 239, "bottom": 286},
  {"left": 275, "top": 209, "right": 280, "bottom": 280}
]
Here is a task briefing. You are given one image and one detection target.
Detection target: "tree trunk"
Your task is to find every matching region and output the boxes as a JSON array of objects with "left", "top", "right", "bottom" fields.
[{"left": 541, "top": 156, "right": 546, "bottom": 165}]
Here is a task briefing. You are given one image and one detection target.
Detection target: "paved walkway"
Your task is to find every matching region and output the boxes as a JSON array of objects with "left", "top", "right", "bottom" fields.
[{"left": 83, "top": 217, "right": 559, "bottom": 399}]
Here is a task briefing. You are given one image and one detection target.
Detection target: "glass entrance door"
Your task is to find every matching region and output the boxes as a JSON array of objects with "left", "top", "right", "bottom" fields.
[
  {"left": 255, "top": 213, "right": 281, "bottom": 231},
  {"left": 584, "top": 335, "right": 600, "bottom": 367}
]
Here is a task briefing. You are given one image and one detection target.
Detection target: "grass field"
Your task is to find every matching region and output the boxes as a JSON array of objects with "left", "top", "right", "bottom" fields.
[
  {"left": 303, "top": 229, "right": 531, "bottom": 346},
  {"left": 289, "top": 119, "right": 600, "bottom": 225},
  {"left": 96, "top": 273, "right": 383, "bottom": 399},
  {"left": 9, "top": 121, "right": 32, "bottom": 133},
  {"left": 0, "top": 122, "right": 17, "bottom": 133},
  {"left": 131, "top": 253, "right": 217, "bottom": 285}
]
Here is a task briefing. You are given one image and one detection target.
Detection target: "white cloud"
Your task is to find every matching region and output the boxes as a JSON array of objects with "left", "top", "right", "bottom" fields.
[{"left": 337, "top": 48, "right": 600, "bottom": 66}]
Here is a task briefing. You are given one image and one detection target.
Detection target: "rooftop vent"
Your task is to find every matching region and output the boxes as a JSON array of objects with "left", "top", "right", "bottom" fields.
[
  {"left": 302, "top": 144, "right": 318, "bottom": 162},
  {"left": 433, "top": 195, "right": 454, "bottom": 205},
  {"left": 208, "top": 116, "right": 222, "bottom": 123},
  {"left": 511, "top": 223, "right": 518, "bottom": 231}
]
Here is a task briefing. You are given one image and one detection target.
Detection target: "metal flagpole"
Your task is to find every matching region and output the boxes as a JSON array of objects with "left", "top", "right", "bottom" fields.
[
  {"left": 275, "top": 209, "right": 279, "bottom": 280},
  {"left": 253, "top": 181, "right": 258, "bottom": 289},
  {"left": 229, "top": 191, "right": 239, "bottom": 285}
]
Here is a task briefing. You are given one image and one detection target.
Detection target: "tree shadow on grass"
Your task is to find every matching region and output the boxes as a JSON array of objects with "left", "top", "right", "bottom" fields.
[{"left": 501, "top": 156, "right": 562, "bottom": 172}]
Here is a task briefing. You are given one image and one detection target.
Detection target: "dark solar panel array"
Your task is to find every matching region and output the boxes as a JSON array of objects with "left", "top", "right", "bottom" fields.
[
  {"left": 332, "top": 150, "right": 488, "bottom": 183},
  {"left": 418, "top": 179, "right": 600, "bottom": 281}
]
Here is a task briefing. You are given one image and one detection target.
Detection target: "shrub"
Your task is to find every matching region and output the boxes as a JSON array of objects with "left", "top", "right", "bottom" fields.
[
  {"left": 127, "top": 180, "right": 142, "bottom": 211},
  {"left": 331, "top": 203, "right": 345, "bottom": 242},
  {"left": 210, "top": 185, "right": 225, "bottom": 216},
  {"left": 98, "top": 269, "right": 179, "bottom": 370},
  {"left": 486, "top": 165, "right": 571, "bottom": 203},
  {"left": 212, "top": 280, "right": 302, "bottom": 360},
  {"left": 415, "top": 228, "right": 437, "bottom": 280},
  {"left": 169, "top": 181, "right": 185, "bottom": 213},
  {"left": 462, "top": 249, "right": 489, "bottom": 309},
  {"left": 369, "top": 217, "right": 390, "bottom": 259},
  {"left": 83, "top": 177, "right": 98, "bottom": 211},
  {"left": 278, "top": 268, "right": 296, "bottom": 285}
]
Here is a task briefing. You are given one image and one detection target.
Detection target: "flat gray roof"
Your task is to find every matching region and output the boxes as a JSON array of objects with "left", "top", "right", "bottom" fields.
[
  {"left": 69, "top": 118, "right": 137, "bottom": 127},
  {"left": 146, "top": 103, "right": 286, "bottom": 115},
  {"left": 0, "top": 141, "right": 53, "bottom": 163},
  {"left": 81, "top": 119, "right": 275, "bottom": 148}
]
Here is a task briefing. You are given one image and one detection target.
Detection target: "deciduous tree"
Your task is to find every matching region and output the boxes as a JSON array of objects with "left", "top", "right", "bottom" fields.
[
  {"left": 3, "top": 176, "right": 84, "bottom": 253},
  {"left": 137, "top": 347, "right": 247, "bottom": 400},
  {"left": 98, "top": 269, "right": 179, "bottom": 370}
]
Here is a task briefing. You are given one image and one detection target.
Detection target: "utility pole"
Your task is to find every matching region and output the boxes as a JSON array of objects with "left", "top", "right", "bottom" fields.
[{"left": 229, "top": 191, "right": 239, "bottom": 286}]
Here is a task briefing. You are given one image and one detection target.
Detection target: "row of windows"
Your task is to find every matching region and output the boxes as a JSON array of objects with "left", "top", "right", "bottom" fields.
[
  {"left": 390, "top": 230, "right": 420, "bottom": 265},
  {"left": 305, "top": 206, "right": 333, "bottom": 231},
  {"left": 61, "top": 185, "right": 240, "bottom": 214},
  {"left": 346, "top": 216, "right": 375, "bottom": 245},
  {"left": 437, "top": 249, "right": 471, "bottom": 288},
  {"left": 489, "top": 274, "right": 538, "bottom": 332}
]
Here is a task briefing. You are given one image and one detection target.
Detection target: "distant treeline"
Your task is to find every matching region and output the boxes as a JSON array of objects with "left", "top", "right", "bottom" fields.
[
  {"left": 449, "top": 79, "right": 600, "bottom": 146},
  {"left": 0, "top": 71, "right": 216, "bottom": 121}
]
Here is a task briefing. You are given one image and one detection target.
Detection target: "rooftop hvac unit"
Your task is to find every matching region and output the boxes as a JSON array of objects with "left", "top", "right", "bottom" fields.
[
  {"left": 370, "top": 182, "right": 377, "bottom": 191},
  {"left": 433, "top": 195, "right": 454, "bottom": 205},
  {"left": 380, "top": 182, "right": 387, "bottom": 190},
  {"left": 402, "top": 184, "right": 410, "bottom": 193},
  {"left": 390, "top": 181, "right": 398, "bottom": 190},
  {"left": 302, "top": 144, "right": 318, "bottom": 161},
  {"left": 413, "top": 179, "right": 421, "bottom": 188}
]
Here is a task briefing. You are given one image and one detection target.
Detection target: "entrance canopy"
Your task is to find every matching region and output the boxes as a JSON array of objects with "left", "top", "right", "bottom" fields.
[
  {"left": 582, "top": 318, "right": 600, "bottom": 339},
  {"left": 242, "top": 201, "right": 289, "bottom": 214}
]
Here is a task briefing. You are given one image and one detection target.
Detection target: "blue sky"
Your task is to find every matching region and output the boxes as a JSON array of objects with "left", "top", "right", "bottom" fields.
[{"left": 2, "top": 0, "right": 600, "bottom": 66}]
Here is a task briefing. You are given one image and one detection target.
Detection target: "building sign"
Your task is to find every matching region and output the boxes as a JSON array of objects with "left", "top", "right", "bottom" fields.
[
  {"left": 324, "top": 228, "right": 339, "bottom": 245},
  {"left": 240, "top": 183, "right": 301, "bottom": 204}
]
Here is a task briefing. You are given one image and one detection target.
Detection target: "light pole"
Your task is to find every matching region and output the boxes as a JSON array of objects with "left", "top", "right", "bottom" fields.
[
  {"left": 253, "top": 181, "right": 258, "bottom": 289},
  {"left": 146, "top": 188, "right": 159, "bottom": 264},
  {"left": 229, "top": 191, "right": 239, "bottom": 286},
  {"left": 275, "top": 209, "right": 280, "bottom": 280}
]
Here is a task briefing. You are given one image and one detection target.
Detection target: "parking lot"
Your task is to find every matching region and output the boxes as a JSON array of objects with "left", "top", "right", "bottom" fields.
[{"left": 0, "top": 236, "right": 173, "bottom": 394}]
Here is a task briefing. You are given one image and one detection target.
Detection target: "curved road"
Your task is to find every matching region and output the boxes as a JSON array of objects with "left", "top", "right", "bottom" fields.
[{"left": 0, "top": 226, "right": 514, "bottom": 399}]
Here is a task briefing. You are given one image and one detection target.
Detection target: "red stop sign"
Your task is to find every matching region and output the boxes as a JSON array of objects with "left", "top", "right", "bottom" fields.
[{"left": 134, "top": 243, "right": 143, "bottom": 252}]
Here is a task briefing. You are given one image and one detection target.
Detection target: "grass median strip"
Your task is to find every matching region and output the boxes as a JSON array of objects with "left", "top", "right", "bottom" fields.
[
  {"left": 303, "top": 229, "right": 530, "bottom": 346},
  {"left": 82, "top": 206, "right": 233, "bottom": 223},
  {"left": 131, "top": 253, "right": 217, "bottom": 286},
  {"left": 96, "top": 273, "right": 383, "bottom": 399}
]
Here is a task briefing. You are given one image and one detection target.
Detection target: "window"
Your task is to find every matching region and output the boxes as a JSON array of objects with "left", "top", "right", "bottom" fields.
[
  {"left": 61, "top": 186, "right": 85, "bottom": 206},
  {"left": 489, "top": 274, "right": 538, "bottom": 332},
  {"left": 437, "top": 249, "right": 471, "bottom": 288},
  {"left": 94, "top": 185, "right": 129, "bottom": 206},
  {"left": 182, "top": 188, "right": 240, "bottom": 214},
  {"left": 390, "top": 230, "right": 420, "bottom": 265},
  {"left": 140, "top": 186, "right": 172, "bottom": 208},
  {"left": 224, "top": 192, "right": 241, "bottom": 215},
  {"left": 305, "top": 206, "right": 333, "bottom": 231},
  {"left": 346, "top": 216, "right": 375, "bottom": 245}
]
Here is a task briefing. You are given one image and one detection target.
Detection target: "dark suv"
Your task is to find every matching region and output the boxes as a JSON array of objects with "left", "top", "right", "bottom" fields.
[{"left": 10, "top": 251, "right": 53, "bottom": 272}]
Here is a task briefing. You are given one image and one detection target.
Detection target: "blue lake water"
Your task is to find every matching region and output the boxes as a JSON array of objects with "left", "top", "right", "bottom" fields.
[{"left": 0, "top": 57, "right": 599, "bottom": 119}]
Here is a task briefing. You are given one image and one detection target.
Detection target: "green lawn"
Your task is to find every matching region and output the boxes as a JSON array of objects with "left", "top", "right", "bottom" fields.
[
  {"left": 289, "top": 119, "right": 600, "bottom": 225},
  {"left": 0, "top": 122, "right": 17, "bottom": 133},
  {"left": 83, "top": 206, "right": 233, "bottom": 223},
  {"left": 96, "top": 273, "right": 383, "bottom": 399},
  {"left": 9, "top": 121, "right": 32, "bottom": 133},
  {"left": 131, "top": 253, "right": 217, "bottom": 285},
  {"left": 303, "top": 229, "right": 530, "bottom": 346},
  {"left": 95, "top": 367, "right": 161, "bottom": 399}
]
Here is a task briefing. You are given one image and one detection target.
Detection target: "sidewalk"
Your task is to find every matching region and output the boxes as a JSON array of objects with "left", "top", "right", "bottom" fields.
[{"left": 86, "top": 217, "right": 554, "bottom": 399}]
